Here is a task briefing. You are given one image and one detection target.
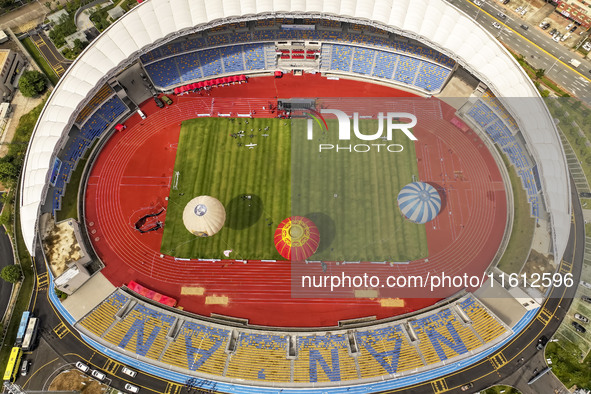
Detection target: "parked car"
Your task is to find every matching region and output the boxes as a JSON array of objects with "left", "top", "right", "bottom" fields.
[
  {"left": 553, "top": 34, "right": 561, "bottom": 42},
  {"left": 492, "top": 22, "right": 502, "bottom": 29},
  {"left": 572, "top": 321, "right": 586, "bottom": 333},
  {"left": 76, "top": 361, "right": 90, "bottom": 373},
  {"left": 161, "top": 95, "right": 173, "bottom": 105},
  {"left": 561, "top": 33, "right": 570, "bottom": 41},
  {"left": 122, "top": 367, "right": 137, "bottom": 377},
  {"left": 570, "top": 25, "right": 577, "bottom": 32},
  {"left": 539, "top": 21, "right": 548, "bottom": 27},
  {"left": 515, "top": 6, "right": 522, "bottom": 12},
  {"left": 575, "top": 313, "right": 589, "bottom": 323},
  {"left": 542, "top": 24, "right": 551, "bottom": 30},
  {"left": 91, "top": 370, "right": 106, "bottom": 381},
  {"left": 582, "top": 295, "right": 591, "bottom": 303},
  {"left": 503, "top": 0, "right": 510, "bottom": 4},
  {"left": 474, "top": 0, "right": 483, "bottom": 5},
  {"left": 550, "top": 28, "right": 557, "bottom": 35},
  {"left": 566, "top": 23, "right": 574, "bottom": 30},
  {"left": 536, "top": 335, "right": 548, "bottom": 350},
  {"left": 461, "top": 382, "right": 474, "bottom": 391},
  {"left": 20, "top": 360, "right": 29, "bottom": 376},
  {"left": 125, "top": 383, "right": 140, "bottom": 393},
  {"left": 154, "top": 96, "right": 164, "bottom": 108}
]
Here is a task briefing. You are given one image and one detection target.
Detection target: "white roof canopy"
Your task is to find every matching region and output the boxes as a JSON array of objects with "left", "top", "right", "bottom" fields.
[{"left": 21, "top": 0, "right": 571, "bottom": 263}]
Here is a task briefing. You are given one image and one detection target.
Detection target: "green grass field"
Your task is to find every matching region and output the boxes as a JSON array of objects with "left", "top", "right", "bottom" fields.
[{"left": 160, "top": 117, "right": 428, "bottom": 261}]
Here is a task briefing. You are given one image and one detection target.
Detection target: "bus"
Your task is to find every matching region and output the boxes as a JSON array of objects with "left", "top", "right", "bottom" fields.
[
  {"left": 21, "top": 317, "right": 39, "bottom": 352},
  {"left": 3, "top": 347, "right": 22, "bottom": 382},
  {"left": 15, "top": 311, "right": 30, "bottom": 346}
]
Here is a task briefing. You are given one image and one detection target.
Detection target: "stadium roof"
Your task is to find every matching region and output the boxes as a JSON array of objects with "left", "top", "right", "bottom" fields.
[{"left": 21, "top": 0, "right": 570, "bottom": 263}]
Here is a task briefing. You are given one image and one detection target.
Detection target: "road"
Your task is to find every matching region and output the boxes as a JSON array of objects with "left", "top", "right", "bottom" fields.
[
  {"left": 448, "top": 0, "right": 591, "bottom": 102},
  {"left": 29, "top": 31, "right": 71, "bottom": 78},
  {"left": 0, "top": 195, "right": 14, "bottom": 321}
]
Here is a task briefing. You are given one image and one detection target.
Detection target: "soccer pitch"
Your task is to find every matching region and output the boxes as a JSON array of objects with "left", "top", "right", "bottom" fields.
[{"left": 161, "top": 117, "right": 428, "bottom": 261}]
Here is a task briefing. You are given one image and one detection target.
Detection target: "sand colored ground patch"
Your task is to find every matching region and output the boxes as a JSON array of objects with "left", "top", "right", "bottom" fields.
[
  {"left": 49, "top": 369, "right": 106, "bottom": 393},
  {"left": 205, "top": 295, "right": 229, "bottom": 305},
  {"left": 43, "top": 220, "right": 82, "bottom": 277},
  {"left": 379, "top": 298, "right": 405, "bottom": 307},
  {"left": 181, "top": 286, "right": 205, "bottom": 295}
]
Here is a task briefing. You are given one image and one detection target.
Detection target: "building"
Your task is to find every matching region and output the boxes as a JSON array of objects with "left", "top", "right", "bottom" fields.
[
  {"left": 0, "top": 49, "right": 24, "bottom": 100},
  {"left": 556, "top": 0, "right": 591, "bottom": 29}
]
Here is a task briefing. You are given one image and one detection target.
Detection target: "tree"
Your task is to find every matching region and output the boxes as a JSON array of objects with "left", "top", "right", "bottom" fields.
[
  {"left": 0, "top": 159, "right": 19, "bottom": 186},
  {"left": 535, "top": 68, "right": 545, "bottom": 80},
  {"left": 0, "top": 265, "right": 22, "bottom": 283},
  {"left": 18, "top": 70, "right": 47, "bottom": 97}
]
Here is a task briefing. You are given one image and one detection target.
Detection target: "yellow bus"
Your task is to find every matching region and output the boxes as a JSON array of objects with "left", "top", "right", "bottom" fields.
[{"left": 3, "top": 347, "right": 22, "bottom": 382}]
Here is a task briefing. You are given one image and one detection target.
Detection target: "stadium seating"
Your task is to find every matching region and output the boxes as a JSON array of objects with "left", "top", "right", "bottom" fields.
[
  {"left": 243, "top": 44, "right": 266, "bottom": 70},
  {"left": 220, "top": 46, "right": 245, "bottom": 73},
  {"left": 330, "top": 45, "right": 353, "bottom": 72},
  {"left": 294, "top": 334, "right": 358, "bottom": 383},
  {"left": 79, "top": 292, "right": 130, "bottom": 337},
  {"left": 103, "top": 303, "right": 176, "bottom": 360},
  {"left": 457, "top": 297, "right": 507, "bottom": 343},
  {"left": 144, "top": 57, "right": 182, "bottom": 87},
  {"left": 372, "top": 51, "right": 398, "bottom": 79},
  {"left": 176, "top": 51, "right": 203, "bottom": 82},
  {"left": 415, "top": 62, "right": 450, "bottom": 92},
  {"left": 75, "top": 84, "right": 114, "bottom": 124},
  {"left": 160, "top": 321, "right": 229, "bottom": 375},
  {"left": 393, "top": 55, "right": 420, "bottom": 85},
  {"left": 78, "top": 292, "right": 508, "bottom": 385},
  {"left": 351, "top": 47, "right": 375, "bottom": 75},
  {"left": 409, "top": 309, "right": 475, "bottom": 364},
  {"left": 466, "top": 99, "right": 540, "bottom": 217},
  {"left": 356, "top": 325, "right": 423, "bottom": 378},
  {"left": 226, "top": 333, "right": 291, "bottom": 382}
]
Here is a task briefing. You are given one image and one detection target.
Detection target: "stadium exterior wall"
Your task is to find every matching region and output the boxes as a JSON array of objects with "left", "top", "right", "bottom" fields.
[{"left": 20, "top": 0, "right": 570, "bottom": 263}]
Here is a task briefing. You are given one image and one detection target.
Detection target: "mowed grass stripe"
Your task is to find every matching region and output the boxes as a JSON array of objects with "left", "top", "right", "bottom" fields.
[
  {"left": 162, "top": 117, "right": 427, "bottom": 261},
  {"left": 291, "top": 119, "right": 427, "bottom": 261},
  {"left": 161, "top": 118, "right": 291, "bottom": 259}
]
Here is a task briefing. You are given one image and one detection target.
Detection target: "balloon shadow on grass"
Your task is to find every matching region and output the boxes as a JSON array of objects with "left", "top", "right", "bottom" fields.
[
  {"left": 225, "top": 194, "right": 263, "bottom": 230},
  {"left": 304, "top": 212, "right": 336, "bottom": 255}
]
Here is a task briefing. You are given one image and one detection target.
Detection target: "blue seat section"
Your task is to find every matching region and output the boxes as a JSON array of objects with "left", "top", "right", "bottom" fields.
[
  {"left": 144, "top": 57, "right": 182, "bottom": 87},
  {"left": 532, "top": 165, "right": 542, "bottom": 192},
  {"left": 330, "top": 44, "right": 353, "bottom": 71},
  {"left": 198, "top": 48, "right": 223, "bottom": 77},
  {"left": 372, "top": 51, "right": 398, "bottom": 79},
  {"left": 351, "top": 47, "right": 375, "bottom": 75},
  {"left": 144, "top": 44, "right": 268, "bottom": 87},
  {"left": 393, "top": 55, "right": 420, "bottom": 85},
  {"left": 220, "top": 46, "right": 245, "bottom": 73},
  {"left": 177, "top": 51, "right": 203, "bottom": 82},
  {"left": 295, "top": 335, "right": 355, "bottom": 383},
  {"left": 243, "top": 44, "right": 265, "bottom": 70},
  {"left": 140, "top": 24, "right": 455, "bottom": 70},
  {"left": 52, "top": 95, "right": 128, "bottom": 215},
  {"left": 415, "top": 62, "right": 451, "bottom": 92},
  {"left": 159, "top": 41, "right": 185, "bottom": 58},
  {"left": 467, "top": 100, "right": 540, "bottom": 217},
  {"left": 49, "top": 157, "right": 62, "bottom": 186},
  {"left": 410, "top": 309, "right": 468, "bottom": 362}
]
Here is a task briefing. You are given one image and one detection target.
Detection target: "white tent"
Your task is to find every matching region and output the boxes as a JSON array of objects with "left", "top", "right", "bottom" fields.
[{"left": 20, "top": 0, "right": 570, "bottom": 263}]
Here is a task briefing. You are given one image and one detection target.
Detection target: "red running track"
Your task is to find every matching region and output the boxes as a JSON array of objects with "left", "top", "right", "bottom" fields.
[{"left": 84, "top": 74, "right": 506, "bottom": 327}]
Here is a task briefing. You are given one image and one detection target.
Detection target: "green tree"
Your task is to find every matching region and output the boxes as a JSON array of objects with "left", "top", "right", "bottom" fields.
[
  {"left": 0, "top": 159, "right": 19, "bottom": 186},
  {"left": 18, "top": 70, "right": 47, "bottom": 97},
  {"left": 535, "top": 68, "right": 545, "bottom": 80},
  {"left": 0, "top": 265, "right": 22, "bottom": 283}
]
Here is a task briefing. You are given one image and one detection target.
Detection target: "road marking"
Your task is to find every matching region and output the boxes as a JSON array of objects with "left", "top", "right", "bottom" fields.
[
  {"left": 489, "top": 352, "right": 508, "bottom": 370},
  {"left": 37, "top": 272, "right": 49, "bottom": 287},
  {"left": 164, "top": 382, "right": 182, "bottom": 394},
  {"left": 537, "top": 307, "right": 552, "bottom": 325},
  {"left": 53, "top": 322, "right": 69, "bottom": 339},
  {"left": 103, "top": 359, "right": 120, "bottom": 374},
  {"left": 431, "top": 378, "right": 448, "bottom": 393}
]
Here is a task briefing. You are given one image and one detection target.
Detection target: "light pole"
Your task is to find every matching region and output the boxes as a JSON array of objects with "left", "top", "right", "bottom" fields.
[{"left": 547, "top": 56, "right": 564, "bottom": 73}]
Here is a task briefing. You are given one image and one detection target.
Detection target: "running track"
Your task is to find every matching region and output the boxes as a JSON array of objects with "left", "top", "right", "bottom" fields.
[{"left": 84, "top": 74, "right": 506, "bottom": 327}]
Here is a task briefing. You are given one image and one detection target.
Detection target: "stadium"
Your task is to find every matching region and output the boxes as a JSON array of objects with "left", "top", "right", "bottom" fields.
[{"left": 18, "top": 0, "right": 574, "bottom": 392}]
